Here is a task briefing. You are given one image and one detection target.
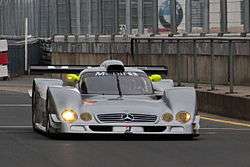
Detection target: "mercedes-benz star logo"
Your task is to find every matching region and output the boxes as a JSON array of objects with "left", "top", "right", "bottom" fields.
[{"left": 122, "top": 113, "right": 134, "bottom": 122}]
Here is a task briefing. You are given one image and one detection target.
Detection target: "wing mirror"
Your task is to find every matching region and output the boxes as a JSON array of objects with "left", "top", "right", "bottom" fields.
[
  {"left": 66, "top": 74, "right": 80, "bottom": 84},
  {"left": 149, "top": 74, "right": 162, "bottom": 82}
]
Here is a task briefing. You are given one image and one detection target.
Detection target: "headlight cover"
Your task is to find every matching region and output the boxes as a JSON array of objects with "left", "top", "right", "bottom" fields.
[
  {"left": 176, "top": 111, "right": 191, "bottom": 123},
  {"left": 61, "top": 109, "right": 78, "bottom": 123},
  {"left": 80, "top": 112, "right": 93, "bottom": 122},
  {"left": 162, "top": 113, "right": 174, "bottom": 122}
]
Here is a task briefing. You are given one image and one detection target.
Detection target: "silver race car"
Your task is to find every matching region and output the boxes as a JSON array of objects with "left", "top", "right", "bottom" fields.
[{"left": 31, "top": 60, "right": 200, "bottom": 137}]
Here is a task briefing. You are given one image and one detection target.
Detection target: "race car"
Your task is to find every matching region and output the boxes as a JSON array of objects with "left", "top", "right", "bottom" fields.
[{"left": 31, "top": 60, "right": 200, "bottom": 137}]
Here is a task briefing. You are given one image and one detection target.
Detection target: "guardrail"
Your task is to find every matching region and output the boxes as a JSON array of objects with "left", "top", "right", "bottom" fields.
[{"left": 131, "top": 37, "right": 250, "bottom": 94}]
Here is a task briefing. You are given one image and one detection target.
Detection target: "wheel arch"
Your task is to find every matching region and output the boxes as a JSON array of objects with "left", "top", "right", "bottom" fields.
[{"left": 46, "top": 86, "right": 82, "bottom": 118}]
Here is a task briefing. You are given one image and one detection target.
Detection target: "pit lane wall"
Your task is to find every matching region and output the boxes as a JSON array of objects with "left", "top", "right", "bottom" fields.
[
  {"left": 197, "top": 91, "right": 250, "bottom": 121},
  {"left": 51, "top": 35, "right": 250, "bottom": 86}
]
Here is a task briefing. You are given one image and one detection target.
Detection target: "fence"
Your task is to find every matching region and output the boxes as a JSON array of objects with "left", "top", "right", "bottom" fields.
[
  {"left": 0, "top": 0, "right": 157, "bottom": 37},
  {"left": 50, "top": 34, "right": 250, "bottom": 89},
  {"left": 1, "top": 0, "right": 250, "bottom": 37},
  {"left": 131, "top": 36, "right": 250, "bottom": 92}
]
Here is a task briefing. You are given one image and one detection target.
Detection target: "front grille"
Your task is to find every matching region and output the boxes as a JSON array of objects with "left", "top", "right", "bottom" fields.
[{"left": 97, "top": 113, "right": 157, "bottom": 123}]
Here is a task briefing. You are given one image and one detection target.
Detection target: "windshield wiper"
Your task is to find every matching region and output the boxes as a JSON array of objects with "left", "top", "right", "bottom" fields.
[{"left": 115, "top": 73, "right": 122, "bottom": 97}]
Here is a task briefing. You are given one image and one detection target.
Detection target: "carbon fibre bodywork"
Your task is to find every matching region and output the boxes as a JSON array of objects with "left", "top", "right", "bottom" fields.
[{"left": 32, "top": 60, "right": 200, "bottom": 137}]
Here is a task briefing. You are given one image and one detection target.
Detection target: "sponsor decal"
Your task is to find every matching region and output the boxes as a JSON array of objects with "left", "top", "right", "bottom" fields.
[
  {"left": 158, "top": 0, "right": 184, "bottom": 31},
  {"left": 95, "top": 72, "right": 139, "bottom": 77}
]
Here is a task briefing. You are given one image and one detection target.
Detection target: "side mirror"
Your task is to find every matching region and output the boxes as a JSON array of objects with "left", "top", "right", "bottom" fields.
[
  {"left": 66, "top": 74, "right": 80, "bottom": 83},
  {"left": 149, "top": 74, "right": 162, "bottom": 82}
]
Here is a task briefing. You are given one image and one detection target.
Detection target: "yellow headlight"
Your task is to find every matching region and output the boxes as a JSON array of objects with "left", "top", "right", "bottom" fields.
[
  {"left": 162, "top": 113, "right": 174, "bottom": 122},
  {"left": 80, "top": 112, "right": 92, "bottom": 122},
  {"left": 61, "top": 109, "right": 78, "bottom": 123},
  {"left": 176, "top": 111, "right": 191, "bottom": 123}
]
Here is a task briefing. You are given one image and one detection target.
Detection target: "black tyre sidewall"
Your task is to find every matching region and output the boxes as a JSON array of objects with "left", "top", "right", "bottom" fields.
[{"left": 32, "top": 81, "right": 37, "bottom": 130}]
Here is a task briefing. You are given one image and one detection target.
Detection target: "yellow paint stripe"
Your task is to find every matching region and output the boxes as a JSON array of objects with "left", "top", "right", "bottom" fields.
[{"left": 201, "top": 116, "right": 250, "bottom": 128}]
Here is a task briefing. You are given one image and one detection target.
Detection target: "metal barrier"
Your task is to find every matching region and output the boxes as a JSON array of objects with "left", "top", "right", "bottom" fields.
[{"left": 131, "top": 37, "right": 250, "bottom": 94}]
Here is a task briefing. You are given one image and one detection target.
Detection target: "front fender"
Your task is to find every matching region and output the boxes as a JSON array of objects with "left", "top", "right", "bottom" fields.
[
  {"left": 163, "top": 87, "right": 196, "bottom": 116},
  {"left": 33, "top": 78, "right": 63, "bottom": 99},
  {"left": 47, "top": 87, "right": 82, "bottom": 118},
  {"left": 152, "top": 79, "right": 174, "bottom": 92}
]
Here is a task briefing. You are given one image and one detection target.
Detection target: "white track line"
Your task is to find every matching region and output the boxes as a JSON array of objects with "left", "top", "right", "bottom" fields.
[
  {"left": 0, "top": 104, "right": 31, "bottom": 107},
  {"left": 0, "top": 126, "right": 32, "bottom": 129}
]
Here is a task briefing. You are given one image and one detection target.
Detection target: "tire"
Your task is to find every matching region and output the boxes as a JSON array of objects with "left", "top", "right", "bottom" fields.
[
  {"left": 32, "top": 82, "right": 38, "bottom": 132},
  {"left": 46, "top": 115, "right": 51, "bottom": 136},
  {"left": 46, "top": 114, "right": 60, "bottom": 139},
  {"left": 45, "top": 93, "right": 58, "bottom": 139},
  {"left": 45, "top": 94, "right": 52, "bottom": 136}
]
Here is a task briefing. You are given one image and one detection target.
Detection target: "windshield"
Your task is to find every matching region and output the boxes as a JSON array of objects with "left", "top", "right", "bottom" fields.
[{"left": 80, "top": 72, "right": 153, "bottom": 95}]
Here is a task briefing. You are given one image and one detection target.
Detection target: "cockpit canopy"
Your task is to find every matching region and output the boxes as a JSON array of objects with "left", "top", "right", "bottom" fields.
[{"left": 79, "top": 71, "right": 153, "bottom": 95}]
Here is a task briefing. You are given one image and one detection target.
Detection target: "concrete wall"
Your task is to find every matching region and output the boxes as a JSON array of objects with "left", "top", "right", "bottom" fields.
[
  {"left": 51, "top": 35, "right": 250, "bottom": 85},
  {"left": 197, "top": 90, "right": 250, "bottom": 121}
]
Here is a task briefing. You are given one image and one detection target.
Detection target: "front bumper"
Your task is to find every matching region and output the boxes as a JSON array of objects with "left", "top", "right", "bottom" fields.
[{"left": 49, "top": 114, "right": 200, "bottom": 136}]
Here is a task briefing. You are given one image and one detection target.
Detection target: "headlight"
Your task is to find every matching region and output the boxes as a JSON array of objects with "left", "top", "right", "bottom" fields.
[
  {"left": 176, "top": 111, "right": 191, "bottom": 123},
  {"left": 162, "top": 113, "right": 174, "bottom": 122},
  {"left": 80, "top": 112, "right": 92, "bottom": 122},
  {"left": 61, "top": 109, "right": 78, "bottom": 123}
]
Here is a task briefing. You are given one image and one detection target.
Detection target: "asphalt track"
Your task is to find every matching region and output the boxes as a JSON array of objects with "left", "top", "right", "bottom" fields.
[{"left": 0, "top": 91, "right": 250, "bottom": 167}]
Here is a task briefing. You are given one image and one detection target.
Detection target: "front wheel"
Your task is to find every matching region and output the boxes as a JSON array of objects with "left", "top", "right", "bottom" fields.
[
  {"left": 32, "top": 82, "right": 38, "bottom": 132},
  {"left": 32, "top": 110, "right": 38, "bottom": 132},
  {"left": 46, "top": 116, "right": 61, "bottom": 139},
  {"left": 45, "top": 95, "right": 58, "bottom": 139},
  {"left": 45, "top": 97, "right": 52, "bottom": 137},
  {"left": 46, "top": 116, "right": 51, "bottom": 136}
]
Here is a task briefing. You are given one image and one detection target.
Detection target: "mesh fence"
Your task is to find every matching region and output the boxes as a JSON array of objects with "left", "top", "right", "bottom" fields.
[
  {"left": 0, "top": 0, "right": 156, "bottom": 37},
  {"left": 0, "top": 0, "right": 248, "bottom": 37}
]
